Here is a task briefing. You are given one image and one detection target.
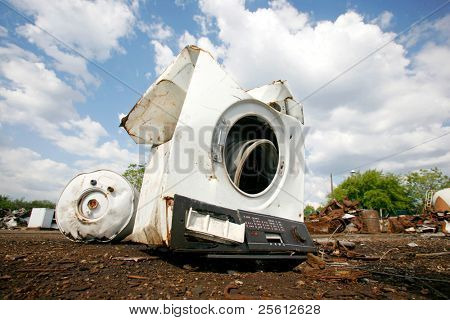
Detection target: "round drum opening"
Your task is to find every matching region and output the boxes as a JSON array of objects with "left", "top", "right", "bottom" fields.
[
  {"left": 77, "top": 190, "right": 109, "bottom": 221},
  {"left": 224, "top": 115, "right": 279, "bottom": 195}
]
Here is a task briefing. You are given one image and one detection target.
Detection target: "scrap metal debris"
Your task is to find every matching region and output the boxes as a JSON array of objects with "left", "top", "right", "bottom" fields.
[
  {"left": 306, "top": 198, "right": 450, "bottom": 235},
  {"left": 305, "top": 198, "right": 375, "bottom": 234},
  {"left": 0, "top": 208, "right": 29, "bottom": 229},
  {"left": 294, "top": 252, "right": 369, "bottom": 283}
]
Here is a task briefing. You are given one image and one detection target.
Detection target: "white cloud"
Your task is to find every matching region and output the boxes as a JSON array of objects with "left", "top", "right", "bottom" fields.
[
  {"left": 0, "top": 44, "right": 137, "bottom": 179},
  {"left": 12, "top": 0, "right": 136, "bottom": 60},
  {"left": 192, "top": 0, "right": 450, "bottom": 205},
  {"left": 193, "top": 14, "right": 214, "bottom": 35},
  {"left": 399, "top": 14, "right": 450, "bottom": 48},
  {"left": 138, "top": 21, "right": 174, "bottom": 41},
  {"left": 150, "top": 22, "right": 173, "bottom": 41},
  {"left": 0, "top": 44, "right": 83, "bottom": 125},
  {"left": 151, "top": 40, "right": 175, "bottom": 74},
  {"left": 0, "top": 26, "right": 8, "bottom": 37},
  {"left": 177, "top": 31, "right": 225, "bottom": 59},
  {"left": 0, "top": 142, "right": 137, "bottom": 201},
  {"left": 0, "top": 146, "right": 75, "bottom": 200},
  {"left": 175, "top": 0, "right": 190, "bottom": 9},
  {"left": 16, "top": 24, "right": 99, "bottom": 88},
  {"left": 12, "top": 0, "right": 136, "bottom": 87},
  {"left": 371, "top": 11, "right": 393, "bottom": 29},
  {"left": 0, "top": 1, "right": 139, "bottom": 201},
  {"left": 178, "top": 31, "right": 197, "bottom": 48}
]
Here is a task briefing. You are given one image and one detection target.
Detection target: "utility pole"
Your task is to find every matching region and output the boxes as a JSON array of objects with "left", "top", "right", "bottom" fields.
[{"left": 330, "top": 173, "right": 334, "bottom": 195}]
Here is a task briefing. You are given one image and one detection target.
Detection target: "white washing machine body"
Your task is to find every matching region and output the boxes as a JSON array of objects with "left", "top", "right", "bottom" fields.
[{"left": 121, "top": 46, "right": 315, "bottom": 258}]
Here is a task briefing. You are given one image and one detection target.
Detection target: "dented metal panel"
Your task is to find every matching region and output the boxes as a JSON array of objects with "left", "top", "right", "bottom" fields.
[
  {"left": 247, "top": 80, "right": 304, "bottom": 123},
  {"left": 127, "top": 141, "right": 172, "bottom": 245},
  {"left": 120, "top": 80, "right": 186, "bottom": 145},
  {"left": 28, "top": 208, "right": 54, "bottom": 229},
  {"left": 120, "top": 46, "right": 206, "bottom": 145}
]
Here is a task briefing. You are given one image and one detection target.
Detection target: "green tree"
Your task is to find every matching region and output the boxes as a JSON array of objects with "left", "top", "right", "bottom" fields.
[
  {"left": 0, "top": 195, "right": 55, "bottom": 211},
  {"left": 404, "top": 167, "right": 450, "bottom": 212},
  {"left": 329, "top": 170, "right": 411, "bottom": 213},
  {"left": 123, "top": 164, "right": 145, "bottom": 190},
  {"left": 303, "top": 204, "right": 316, "bottom": 216}
]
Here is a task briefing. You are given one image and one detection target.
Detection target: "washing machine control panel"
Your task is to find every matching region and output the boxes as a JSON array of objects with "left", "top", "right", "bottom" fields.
[
  {"left": 170, "top": 194, "right": 316, "bottom": 256},
  {"left": 238, "top": 210, "right": 312, "bottom": 251},
  {"left": 241, "top": 214, "right": 285, "bottom": 233}
]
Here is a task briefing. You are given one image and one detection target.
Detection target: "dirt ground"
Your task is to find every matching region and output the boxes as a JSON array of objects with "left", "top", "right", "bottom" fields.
[{"left": 0, "top": 230, "right": 448, "bottom": 300}]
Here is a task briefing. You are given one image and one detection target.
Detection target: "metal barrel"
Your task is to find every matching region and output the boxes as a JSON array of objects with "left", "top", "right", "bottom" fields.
[{"left": 361, "top": 210, "right": 381, "bottom": 233}]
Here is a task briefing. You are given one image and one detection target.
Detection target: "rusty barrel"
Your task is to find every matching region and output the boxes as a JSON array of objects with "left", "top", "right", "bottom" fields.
[{"left": 361, "top": 210, "right": 380, "bottom": 233}]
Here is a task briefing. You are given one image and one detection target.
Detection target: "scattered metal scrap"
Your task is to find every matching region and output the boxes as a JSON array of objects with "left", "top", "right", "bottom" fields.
[
  {"left": 305, "top": 198, "right": 378, "bottom": 234},
  {"left": 0, "top": 208, "right": 29, "bottom": 229},
  {"left": 306, "top": 197, "right": 450, "bottom": 235},
  {"left": 294, "top": 252, "right": 369, "bottom": 283}
]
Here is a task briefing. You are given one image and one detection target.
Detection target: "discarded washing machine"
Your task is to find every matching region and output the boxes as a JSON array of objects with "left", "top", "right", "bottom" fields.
[{"left": 56, "top": 45, "right": 315, "bottom": 259}]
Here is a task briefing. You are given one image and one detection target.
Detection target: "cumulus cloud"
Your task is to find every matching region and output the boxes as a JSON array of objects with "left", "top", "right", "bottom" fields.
[
  {"left": 0, "top": 0, "right": 140, "bottom": 201},
  {"left": 193, "top": 14, "right": 215, "bottom": 35},
  {"left": 11, "top": 0, "right": 136, "bottom": 60},
  {"left": 177, "top": 30, "right": 225, "bottom": 60},
  {"left": 0, "top": 145, "right": 75, "bottom": 200},
  {"left": 0, "top": 43, "right": 137, "bottom": 194},
  {"left": 151, "top": 40, "right": 175, "bottom": 74},
  {"left": 0, "top": 44, "right": 83, "bottom": 125},
  {"left": 371, "top": 11, "right": 393, "bottom": 29},
  {"left": 12, "top": 0, "right": 136, "bottom": 88},
  {"left": 190, "top": 0, "right": 450, "bottom": 204},
  {"left": 0, "top": 26, "right": 8, "bottom": 37}
]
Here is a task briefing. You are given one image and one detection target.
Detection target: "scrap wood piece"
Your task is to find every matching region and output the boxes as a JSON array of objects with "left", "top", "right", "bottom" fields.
[
  {"left": 306, "top": 253, "right": 326, "bottom": 269},
  {"left": 127, "top": 275, "right": 151, "bottom": 280},
  {"left": 415, "top": 251, "right": 450, "bottom": 258},
  {"left": 338, "top": 244, "right": 380, "bottom": 261},
  {"left": 294, "top": 253, "right": 326, "bottom": 272}
]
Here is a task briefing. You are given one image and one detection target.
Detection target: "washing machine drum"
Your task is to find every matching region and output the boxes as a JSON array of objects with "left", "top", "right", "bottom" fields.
[
  {"left": 56, "top": 170, "right": 137, "bottom": 242},
  {"left": 222, "top": 114, "right": 280, "bottom": 195},
  {"left": 225, "top": 138, "right": 278, "bottom": 193}
]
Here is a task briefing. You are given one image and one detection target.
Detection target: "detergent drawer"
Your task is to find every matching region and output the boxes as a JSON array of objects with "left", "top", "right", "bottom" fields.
[{"left": 169, "top": 194, "right": 316, "bottom": 258}]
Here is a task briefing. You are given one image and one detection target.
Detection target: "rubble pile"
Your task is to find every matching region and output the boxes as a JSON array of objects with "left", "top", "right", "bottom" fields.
[
  {"left": 383, "top": 211, "right": 449, "bottom": 234},
  {"left": 0, "top": 208, "right": 29, "bottom": 229},
  {"left": 305, "top": 199, "right": 368, "bottom": 234},
  {"left": 305, "top": 199, "right": 449, "bottom": 235}
]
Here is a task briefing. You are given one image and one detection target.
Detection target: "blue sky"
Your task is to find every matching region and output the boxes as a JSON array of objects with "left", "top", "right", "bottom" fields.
[{"left": 0, "top": 0, "right": 449, "bottom": 206}]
